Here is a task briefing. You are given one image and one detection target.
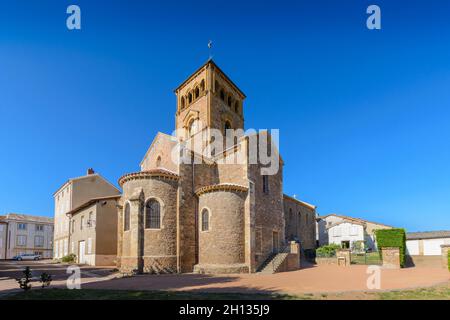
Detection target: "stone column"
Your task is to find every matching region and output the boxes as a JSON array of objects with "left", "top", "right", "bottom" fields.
[
  {"left": 124, "top": 188, "right": 144, "bottom": 273},
  {"left": 381, "top": 247, "right": 400, "bottom": 269},
  {"left": 336, "top": 249, "right": 351, "bottom": 266},
  {"left": 441, "top": 245, "right": 450, "bottom": 269}
]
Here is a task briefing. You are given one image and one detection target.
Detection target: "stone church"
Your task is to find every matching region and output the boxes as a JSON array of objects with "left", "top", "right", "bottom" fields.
[{"left": 117, "top": 60, "right": 316, "bottom": 274}]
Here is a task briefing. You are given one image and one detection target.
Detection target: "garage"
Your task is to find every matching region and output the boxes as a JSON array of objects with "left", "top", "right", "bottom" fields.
[
  {"left": 406, "top": 240, "right": 420, "bottom": 255},
  {"left": 406, "top": 231, "right": 450, "bottom": 257},
  {"left": 423, "top": 239, "right": 446, "bottom": 256}
]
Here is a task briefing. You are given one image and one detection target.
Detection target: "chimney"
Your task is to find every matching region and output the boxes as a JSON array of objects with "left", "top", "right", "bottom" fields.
[{"left": 87, "top": 168, "right": 95, "bottom": 175}]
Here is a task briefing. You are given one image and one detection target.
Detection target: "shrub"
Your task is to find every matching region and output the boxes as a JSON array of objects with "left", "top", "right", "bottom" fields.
[
  {"left": 448, "top": 251, "right": 450, "bottom": 272},
  {"left": 375, "top": 228, "right": 407, "bottom": 267},
  {"left": 61, "top": 253, "right": 76, "bottom": 263},
  {"left": 316, "top": 244, "right": 341, "bottom": 258},
  {"left": 16, "top": 266, "right": 32, "bottom": 291},
  {"left": 40, "top": 273, "right": 52, "bottom": 288}
]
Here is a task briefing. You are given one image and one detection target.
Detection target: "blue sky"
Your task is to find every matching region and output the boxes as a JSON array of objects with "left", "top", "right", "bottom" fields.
[{"left": 1, "top": 1, "right": 449, "bottom": 232}]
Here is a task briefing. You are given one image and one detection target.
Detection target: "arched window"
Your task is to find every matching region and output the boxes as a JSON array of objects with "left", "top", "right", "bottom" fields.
[
  {"left": 124, "top": 203, "right": 130, "bottom": 231},
  {"left": 188, "top": 92, "right": 193, "bottom": 104},
  {"left": 156, "top": 156, "right": 161, "bottom": 167},
  {"left": 201, "top": 209, "right": 209, "bottom": 231},
  {"left": 200, "top": 80, "right": 205, "bottom": 91},
  {"left": 189, "top": 119, "right": 199, "bottom": 137},
  {"left": 194, "top": 87, "right": 200, "bottom": 99},
  {"left": 145, "top": 199, "right": 161, "bottom": 229},
  {"left": 227, "top": 95, "right": 232, "bottom": 107},
  {"left": 234, "top": 101, "right": 239, "bottom": 113},
  {"left": 181, "top": 96, "right": 185, "bottom": 109},
  {"left": 220, "top": 89, "right": 225, "bottom": 101},
  {"left": 224, "top": 121, "right": 231, "bottom": 136}
]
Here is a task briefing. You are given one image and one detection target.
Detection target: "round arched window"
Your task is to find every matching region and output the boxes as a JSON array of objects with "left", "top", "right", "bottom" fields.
[
  {"left": 189, "top": 119, "right": 199, "bottom": 137},
  {"left": 201, "top": 209, "right": 209, "bottom": 231},
  {"left": 145, "top": 200, "right": 161, "bottom": 229}
]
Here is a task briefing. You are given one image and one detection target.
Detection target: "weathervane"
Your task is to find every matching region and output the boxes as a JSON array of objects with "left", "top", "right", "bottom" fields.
[{"left": 208, "top": 40, "right": 213, "bottom": 59}]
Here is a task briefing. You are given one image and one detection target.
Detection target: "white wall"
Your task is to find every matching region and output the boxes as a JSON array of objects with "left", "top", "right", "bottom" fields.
[{"left": 328, "top": 222, "right": 364, "bottom": 249}]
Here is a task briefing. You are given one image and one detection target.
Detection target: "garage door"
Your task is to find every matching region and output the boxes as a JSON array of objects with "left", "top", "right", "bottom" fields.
[
  {"left": 406, "top": 240, "right": 420, "bottom": 255},
  {"left": 423, "top": 239, "right": 445, "bottom": 256}
]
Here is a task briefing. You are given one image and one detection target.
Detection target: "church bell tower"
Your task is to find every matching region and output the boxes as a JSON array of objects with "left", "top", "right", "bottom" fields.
[{"left": 174, "top": 60, "right": 246, "bottom": 149}]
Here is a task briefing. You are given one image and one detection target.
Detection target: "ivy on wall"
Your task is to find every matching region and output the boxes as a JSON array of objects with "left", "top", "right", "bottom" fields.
[{"left": 375, "top": 228, "right": 407, "bottom": 268}]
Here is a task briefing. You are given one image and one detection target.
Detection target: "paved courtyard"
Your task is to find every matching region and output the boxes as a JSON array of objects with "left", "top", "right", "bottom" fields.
[{"left": 1, "top": 260, "right": 448, "bottom": 297}]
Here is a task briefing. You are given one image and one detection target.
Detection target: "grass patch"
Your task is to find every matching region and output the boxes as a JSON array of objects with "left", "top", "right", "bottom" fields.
[
  {"left": 5, "top": 288, "right": 299, "bottom": 300},
  {"left": 377, "top": 286, "right": 450, "bottom": 300}
]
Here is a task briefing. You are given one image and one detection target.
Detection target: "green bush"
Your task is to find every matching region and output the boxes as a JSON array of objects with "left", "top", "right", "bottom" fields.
[
  {"left": 448, "top": 251, "right": 450, "bottom": 272},
  {"left": 61, "top": 254, "right": 76, "bottom": 263},
  {"left": 375, "top": 228, "right": 407, "bottom": 267},
  {"left": 316, "top": 244, "right": 341, "bottom": 258}
]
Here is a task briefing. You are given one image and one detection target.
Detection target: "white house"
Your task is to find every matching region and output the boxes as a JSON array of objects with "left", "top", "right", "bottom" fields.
[
  {"left": 317, "top": 213, "right": 393, "bottom": 251},
  {"left": 0, "top": 213, "right": 54, "bottom": 259},
  {"left": 327, "top": 221, "right": 365, "bottom": 250}
]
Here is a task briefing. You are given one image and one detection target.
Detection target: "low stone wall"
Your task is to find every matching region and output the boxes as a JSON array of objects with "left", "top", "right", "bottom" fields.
[
  {"left": 441, "top": 245, "right": 450, "bottom": 269},
  {"left": 277, "top": 242, "right": 301, "bottom": 272},
  {"left": 193, "top": 263, "right": 250, "bottom": 274},
  {"left": 382, "top": 247, "right": 400, "bottom": 269},
  {"left": 315, "top": 257, "right": 337, "bottom": 265}
]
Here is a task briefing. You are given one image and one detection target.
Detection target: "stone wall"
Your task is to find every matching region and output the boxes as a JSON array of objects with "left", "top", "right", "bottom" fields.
[
  {"left": 195, "top": 188, "right": 248, "bottom": 273},
  {"left": 336, "top": 249, "right": 351, "bottom": 267},
  {"left": 119, "top": 174, "right": 179, "bottom": 273},
  {"left": 382, "top": 247, "right": 401, "bottom": 269},
  {"left": 283, "top": 195, "right": 316, "bottom": 250}
]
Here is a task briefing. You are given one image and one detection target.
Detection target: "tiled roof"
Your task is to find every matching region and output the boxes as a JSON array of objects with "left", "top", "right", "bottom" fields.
[
  {"left": 407, "top": 231, "right": 450, "bottom": 240},
  {"left": 2, "top": 213, "right": 53, "bottom": 224},
  {"left": 318, "top": 213, "right": 393, "bottom": 228},
  {"left": 66, "top": 195, "right": 121, "bottom": 217}
]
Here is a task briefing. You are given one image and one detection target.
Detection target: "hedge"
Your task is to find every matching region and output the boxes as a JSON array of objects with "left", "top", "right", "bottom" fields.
[
  {"left": 375, "top": 228, "right": 407, "bottom": 267},
  {"left": 448, "top": 251, "right": 450, "bottom": 272}
]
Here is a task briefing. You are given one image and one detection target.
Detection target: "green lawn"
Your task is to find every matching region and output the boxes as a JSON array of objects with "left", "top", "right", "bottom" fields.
[
  {"left": 377, "top": 286, "right": 450, "bottom": 300},
  {"left": 4, "top": 284, "right": 450, "bottom": 300},
  {"left": 4, "top": 288, "right": 298, "bottom": 300}
]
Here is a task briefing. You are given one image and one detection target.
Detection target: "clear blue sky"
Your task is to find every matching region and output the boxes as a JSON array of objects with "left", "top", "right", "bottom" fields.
[{"left": 1, "top": 1, "right": 449, "bottom": 232}]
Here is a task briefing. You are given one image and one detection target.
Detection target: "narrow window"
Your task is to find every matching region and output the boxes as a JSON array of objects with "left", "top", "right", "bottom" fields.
[
  {"left": 220, "top": 90, "right": 225, "bottom": 101},
  {"left": 263, "top": 175, "right": 269, "bottom": 194},
  {"left": 188, "top": 92, "right": 193, "bottom": 103},
  {"left": 194, "top": 87, "right": 200, "bottom": 99},
  {"left": 224, "top": 121, "right": 232, "bottom": 136},
  {"left": 234, "top": 101, "right": 239, "bottom": 113},
  {"left": 124, "top": 203, "right": 130, "bottom": 231},
  {"left": 181, "top": 96, "right": 185, "bottom": 109},
  {"left": 200, "top": 80, "right": 205, "bottom": 91},
  {"left": 145, "top": 199, "right": 161, "bottom": 229},
  {"left": 227, "top": 95, "right": 232, "bottom": 107},
  {"left": 80, "top": 216, "right": 84, "bottom": 230},
  {"left": 201, "top": 209, "right": 209, "bottom": 231},
  {"left": 156, "top": 156, "right": 162, "bottom": 167}
]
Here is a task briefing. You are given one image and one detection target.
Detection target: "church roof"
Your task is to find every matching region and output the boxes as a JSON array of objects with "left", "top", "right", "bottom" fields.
[{"left": 174, "top": 59, "right": 246, "bottom": 99}]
